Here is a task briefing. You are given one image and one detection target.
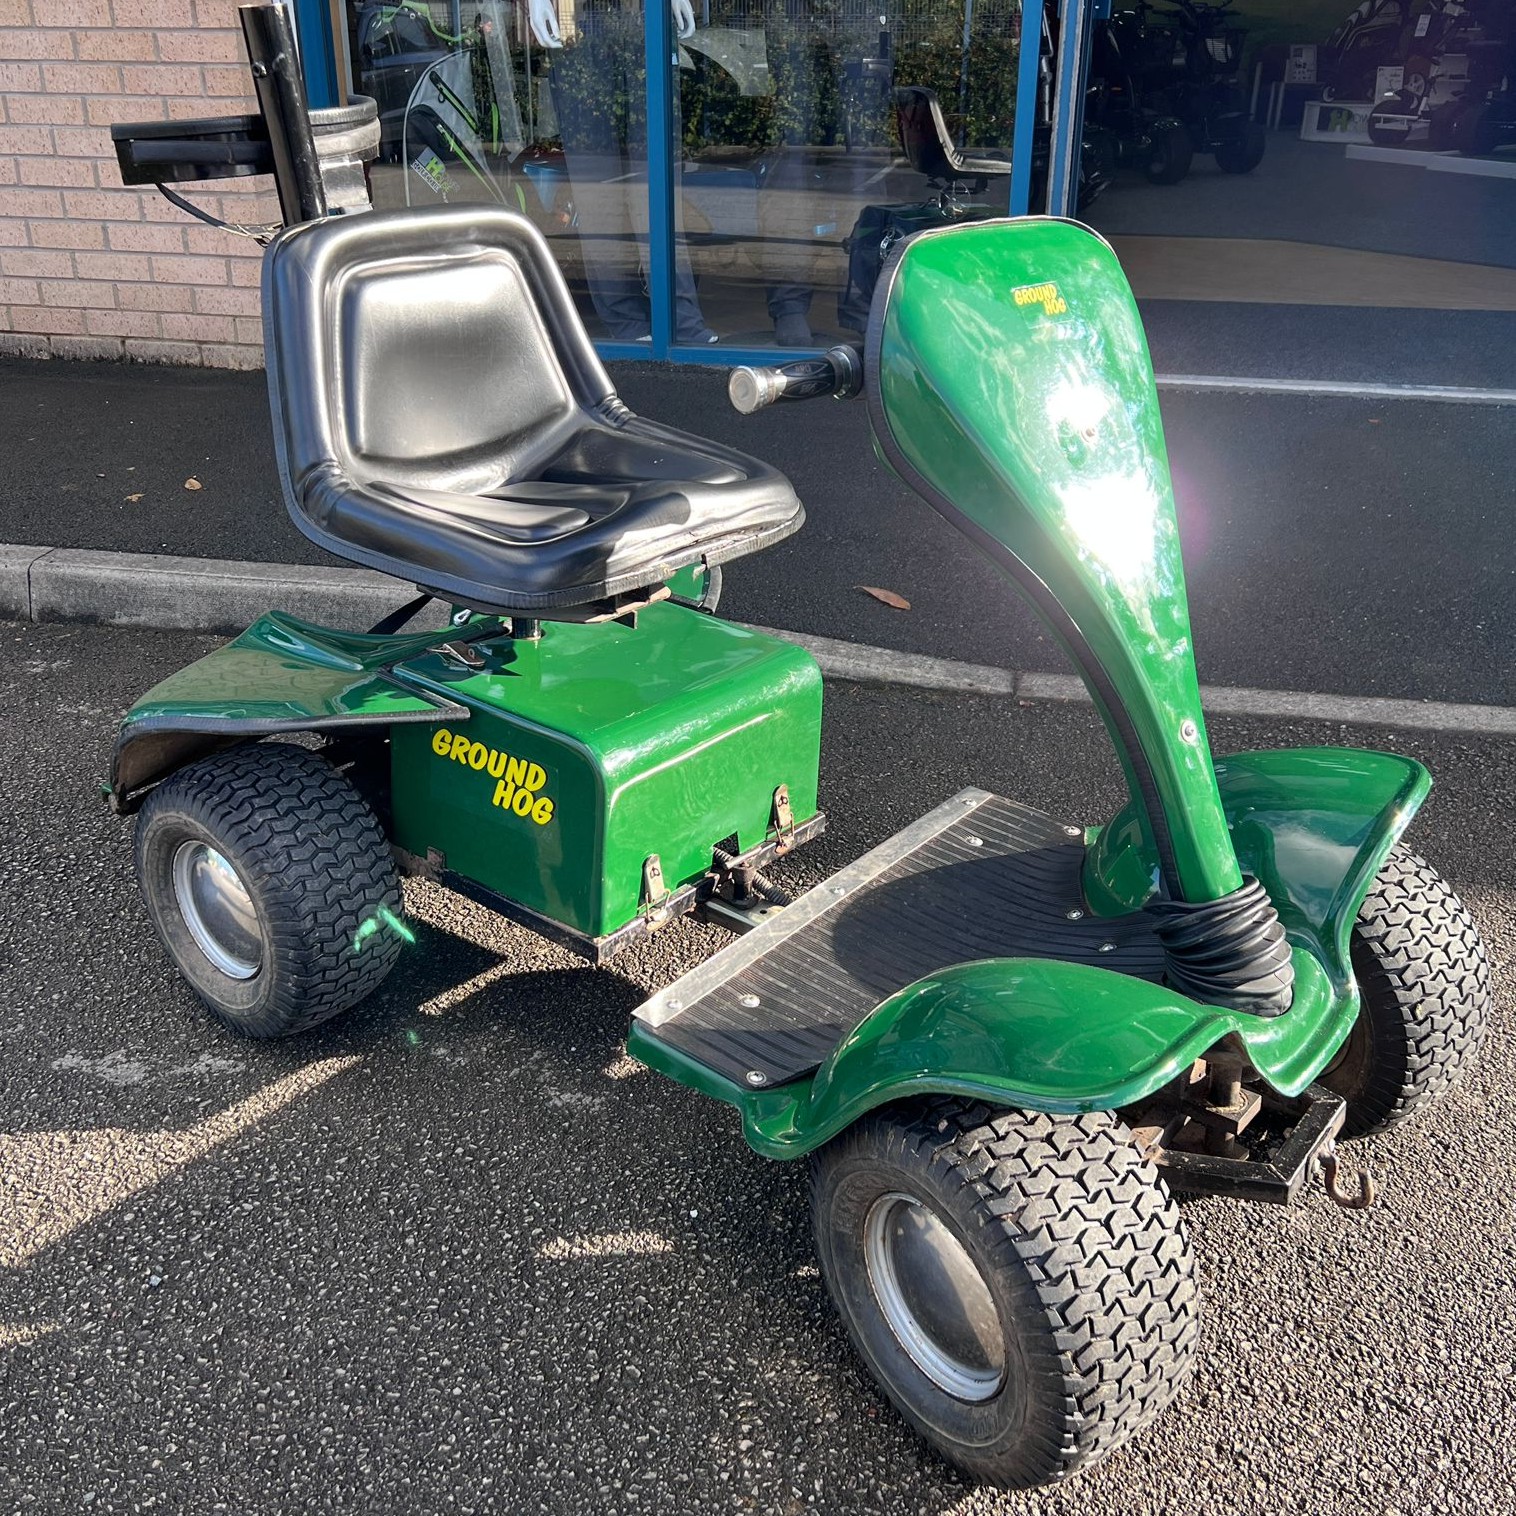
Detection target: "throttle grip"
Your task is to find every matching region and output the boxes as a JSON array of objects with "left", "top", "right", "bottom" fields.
[{"left": 728, "top": 345, "right": 863, "bottom": 414}]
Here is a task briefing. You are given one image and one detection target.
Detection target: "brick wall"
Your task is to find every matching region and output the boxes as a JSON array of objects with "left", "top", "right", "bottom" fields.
[{"left": 0, "top": 0, "right": 281, "bottom": 368}]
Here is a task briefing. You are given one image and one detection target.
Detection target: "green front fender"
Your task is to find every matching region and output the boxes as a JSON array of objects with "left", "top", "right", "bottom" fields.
[
  {"left": 630, "top": 745, "right": 1432, "bottom": 1160},
  {"left": 1085, "top": 746, "right": 1432, "bottom": 993},
  {"left": 723, "top": 950, "right": 1340, "bottom": 1159}
]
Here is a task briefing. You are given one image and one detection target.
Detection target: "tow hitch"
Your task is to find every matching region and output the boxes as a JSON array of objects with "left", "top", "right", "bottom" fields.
[
  {"left": 1319, "top": 1137, "right": 1377, "bottom": 1210},
  {"left": 1134, "top": 1069, "right": 1375, "bottom": 1209}
]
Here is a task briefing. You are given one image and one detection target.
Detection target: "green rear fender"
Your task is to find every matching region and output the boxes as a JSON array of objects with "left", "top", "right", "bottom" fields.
[{"left": 108, "top": 612, "right": 465, "bottom": 806}]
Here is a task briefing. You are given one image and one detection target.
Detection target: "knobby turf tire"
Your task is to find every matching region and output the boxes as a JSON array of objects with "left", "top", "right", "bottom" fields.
[
  {"left": 134, "top": 742, "right": 404, "bottom": 1039},
  {"left": 810, "top": 1099, "right": 1199, "bottom": 1489},
  {"left": 1325, "top": 844, "right": 1489, "bottom": 1139}
]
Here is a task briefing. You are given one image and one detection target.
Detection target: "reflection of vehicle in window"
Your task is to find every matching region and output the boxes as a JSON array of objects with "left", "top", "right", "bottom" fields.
[
  {"left": 354, "top": 1, "right": 455, "bottom": 158},
  {"left": 1111, "top": 0, "right": 1264, "bottom": 173},
  {"left": 377, "top": 1, "right": 578, "bottom": 232}
]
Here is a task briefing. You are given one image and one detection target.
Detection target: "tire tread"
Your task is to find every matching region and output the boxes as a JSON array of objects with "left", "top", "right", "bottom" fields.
[
  {"left": 813, "top": 1098, "right": 1199, "bottom": 1486},
  {"left": 1336, "top": 844, "right": 1489, "bottom": 1137},
  {"left": 135, "top": 742, "right": 402, "bottom": 1037}
]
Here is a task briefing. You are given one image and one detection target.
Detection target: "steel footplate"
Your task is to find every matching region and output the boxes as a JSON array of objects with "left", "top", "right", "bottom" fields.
[{"left": 633, "top": 788, "right": 1164, "bottom": 1089}]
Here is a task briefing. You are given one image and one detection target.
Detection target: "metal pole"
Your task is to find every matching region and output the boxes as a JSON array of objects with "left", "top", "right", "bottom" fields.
[
  {"left": 240, "top": 3, "right": 328, "bottom": 225},
  {"left": 1046, "top": 0, "right": 1093, "bottom": 215},
  {"left": 957, "top": 0, "right": 974, "bottom": 147},
  {"left": 1008, "top": 0, "right": 1042, "bottom": 214},
  {"left": 644, "top": 0, "right": 675, "bottom": 356}
]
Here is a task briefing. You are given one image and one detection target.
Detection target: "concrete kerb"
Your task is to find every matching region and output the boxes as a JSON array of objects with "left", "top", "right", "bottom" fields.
[
  {"left": 7, "top": 543, "right": 1516, "bottom": 738},
  {"left": 11, "top": 544, "right": 413, "bottom": 635}
]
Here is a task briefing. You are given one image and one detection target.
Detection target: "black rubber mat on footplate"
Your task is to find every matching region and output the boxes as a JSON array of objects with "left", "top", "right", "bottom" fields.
[{"left": 634, "top": 789, "right": 1165, "bottom": 1089}]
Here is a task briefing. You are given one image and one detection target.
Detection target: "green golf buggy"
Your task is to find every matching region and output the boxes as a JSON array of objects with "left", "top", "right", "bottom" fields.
[{"left": 105, "top": 35, "right": 1488, "bottom": 1484}]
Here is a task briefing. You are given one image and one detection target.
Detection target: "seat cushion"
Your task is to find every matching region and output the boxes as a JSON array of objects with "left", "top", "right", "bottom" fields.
[
  {"left": 263, "top": 206, "right": 805, "bottom": 614},
  {"left": 543, "top": 420, "right": 746, "bottom": 487},
  {"left": 369, "top": 482, "right": 603, "bottom": 543}
]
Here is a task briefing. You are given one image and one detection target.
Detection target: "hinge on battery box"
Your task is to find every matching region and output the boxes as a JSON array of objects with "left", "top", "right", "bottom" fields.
[
  {"left": 438, "top": 639, "right": 487, "bottom": 671},
  {"left": 640, "top": 853, "right": 673, "bottom": 928},
  {"left": 769, "top": 784, "right": 795, "bottom": 856}
]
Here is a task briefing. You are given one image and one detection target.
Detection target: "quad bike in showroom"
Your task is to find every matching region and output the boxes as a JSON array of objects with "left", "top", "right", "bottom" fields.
[
  {"left": 1086, "top": 2, "right": 1196, "bottom": 184},
  {"left": 1115, "top": 0, "right": 1266, "bottom": 172},
  {"left": 104, "top": 5, "right": 1488, "bottom": 1490}
]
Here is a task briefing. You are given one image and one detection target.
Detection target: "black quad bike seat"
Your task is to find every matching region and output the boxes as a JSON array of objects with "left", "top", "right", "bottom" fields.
[
  {"left": 262, "top": 205, "right": 804, "bottom": 615},
  {"left": 893, "top": 86, "right": 1013, "bottom": 190}
]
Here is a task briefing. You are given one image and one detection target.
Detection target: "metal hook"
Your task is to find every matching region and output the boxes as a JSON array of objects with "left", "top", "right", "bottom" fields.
[{"left": 1319, "top": 1140, "right": 1377, "bottom": 1211}]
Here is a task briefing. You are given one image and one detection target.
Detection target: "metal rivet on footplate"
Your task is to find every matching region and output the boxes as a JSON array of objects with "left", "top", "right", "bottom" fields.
[{"left": 745, "top": 1070, "right": 768, "bottom": 1086}]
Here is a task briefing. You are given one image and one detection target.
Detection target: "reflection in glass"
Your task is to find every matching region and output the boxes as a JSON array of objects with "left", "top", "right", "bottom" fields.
[
  {"left": 675, "top": 0, "right": 1024, "bottom": 346},
  {"left": 345, "top": 0, "right": 1026, "bottom": 349}
]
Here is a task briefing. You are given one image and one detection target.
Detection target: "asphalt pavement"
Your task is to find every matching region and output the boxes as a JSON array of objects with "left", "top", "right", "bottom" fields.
[
  {"left": 1, "top": 618, "right": 1511, "bottom": 1516},
  {"left": 4, "top": 356, "right": 1516, "bottom": 707}
]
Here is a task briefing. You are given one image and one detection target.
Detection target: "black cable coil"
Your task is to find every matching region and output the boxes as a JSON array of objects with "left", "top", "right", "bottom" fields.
[{"left": 1147, "top": 876, "right": 1295, "bottom": 1018}]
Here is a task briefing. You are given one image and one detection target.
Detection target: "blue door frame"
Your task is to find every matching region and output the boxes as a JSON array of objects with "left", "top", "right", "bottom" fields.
[
  {"left": 306, "top": 0, "right": 1074, "bottom": 368},
  {"left": 292, "top": 0, "right": 341, "bottom": 110}
]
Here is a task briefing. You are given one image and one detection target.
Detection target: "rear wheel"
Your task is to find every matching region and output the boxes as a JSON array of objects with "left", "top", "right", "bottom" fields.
[
  {"left": 134, "top": 742, "right": 404, "bottom": 1038},
  {"left": 810, "top": 1099, "right": 1198, "bottom": 1489},
  {"left": 1322, "top": 845, "right": 1489, "bottom": 1138},
  {"left": 1453, "top": 101, "right": 1502, "bottom": 157},
  {"left": 1427, "top": 101, "right": 1461, "bottom": 150}
]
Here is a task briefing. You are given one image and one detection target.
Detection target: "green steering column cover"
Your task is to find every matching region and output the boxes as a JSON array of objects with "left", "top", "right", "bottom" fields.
[{"left": 867, "top": 217, "right": 1241, "bottom": 904}]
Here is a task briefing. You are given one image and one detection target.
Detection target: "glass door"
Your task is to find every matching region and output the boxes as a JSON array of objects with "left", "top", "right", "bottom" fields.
[
  {"left": 339, "top": 0, "right": 1046, "bottom": 358},
  {"left": 660, "top": 0, "right": 1043, "bottom": 356},
  {"left": 345, "top": 0, "right": 653, "bottom": 344}
]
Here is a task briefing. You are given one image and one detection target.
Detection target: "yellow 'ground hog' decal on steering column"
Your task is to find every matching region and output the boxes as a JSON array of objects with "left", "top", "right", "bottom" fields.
[
  {"left": 1012, "top": 281, "right": 1068, "bottom": 316},
  {"left": 430, "top": 728, "right": 556, "bottom": 826}
]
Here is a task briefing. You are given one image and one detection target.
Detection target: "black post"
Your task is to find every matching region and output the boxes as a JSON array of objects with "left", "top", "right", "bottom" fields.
[{"left": 238, "top": 4, "right": 327, "bottom": 226}]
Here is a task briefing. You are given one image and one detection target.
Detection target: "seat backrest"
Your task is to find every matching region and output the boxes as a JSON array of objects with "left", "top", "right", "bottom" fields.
[
  {"left": 894, "top": 86, "right": 960, "bottom": 182},
  {"left": 263, "top": 205, "right": 616, "bottom": 507}
]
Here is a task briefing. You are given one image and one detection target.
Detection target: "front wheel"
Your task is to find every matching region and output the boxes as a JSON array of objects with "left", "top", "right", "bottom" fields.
[
  {"left": 810, "top": 1100, "right": 1199, "bottom": 1489},
  {"left": 1322, "top": 845, "right": 1489, "bottom": 1138},
  {"left": 1144, "top": 122, "right": 1195, "bottom": 184},
  {"left": 1367, "top": 93, "right": 1418, "bottom": 147},
  {"left": 134, "top": 742, "right": 404, "bottom": 1039},
  {"left": 1213, "top": 119, "right": 1266, "bottom": 173}
]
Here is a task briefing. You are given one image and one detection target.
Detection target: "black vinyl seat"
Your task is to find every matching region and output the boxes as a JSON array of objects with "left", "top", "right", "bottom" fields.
[
  {"left": 262, "top": 205, "right": 804, "bottom": 615},
  {"left": 894, "top": 86, "right": 1013, "bottom": 195}
]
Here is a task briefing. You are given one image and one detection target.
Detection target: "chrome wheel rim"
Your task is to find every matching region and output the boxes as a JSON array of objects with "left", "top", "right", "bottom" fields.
[
  {"left": 171, "top": 840, "right": 263, "bottom": 980},
  {"left": 864, "top": 1191, "right": 1006, "bottom": 1402}
]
